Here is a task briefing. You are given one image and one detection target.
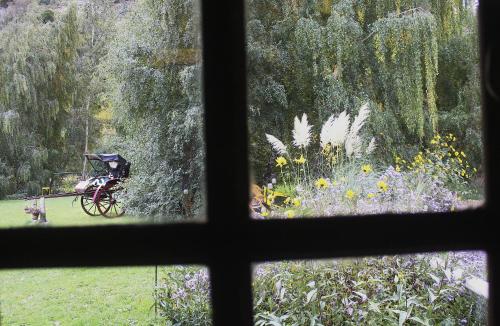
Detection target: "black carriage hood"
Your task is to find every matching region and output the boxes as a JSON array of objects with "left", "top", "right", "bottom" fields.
[{"left": 85, "top": 153, "right": 127, "bottom": 163}]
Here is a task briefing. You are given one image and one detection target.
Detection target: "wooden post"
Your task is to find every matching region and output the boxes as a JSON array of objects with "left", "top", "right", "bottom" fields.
[{"left": 38, "top": 197, "right": 48, "bottom": 223}]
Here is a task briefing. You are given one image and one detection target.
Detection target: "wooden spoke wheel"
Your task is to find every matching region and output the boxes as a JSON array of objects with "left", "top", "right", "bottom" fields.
[
  {"left": 97, "top": 190, "right": 125, "bottom": 218},
  {"left": 81, "top": 187, "right": 110, "bottom": 216}
]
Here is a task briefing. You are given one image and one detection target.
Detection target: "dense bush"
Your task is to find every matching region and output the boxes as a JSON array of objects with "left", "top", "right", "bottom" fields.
[
  {"left": 156, "top": 255, "right": 486, "bottom": 325},
  {"left": 155, "top": 267, "right": 212, "bottom": 325},
  {"left": 102, "top": 0, "right": 204, "bottom": 218}
]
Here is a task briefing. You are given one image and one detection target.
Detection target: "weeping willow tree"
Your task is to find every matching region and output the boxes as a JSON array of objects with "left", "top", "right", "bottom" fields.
[
  {"left": 104, "top": 0, "right": 204, "bottom": 217},
  {"left": 370, "top": 9, "right": 439, "bottom": 150},
  {"left": 247, "top": 0, "right": 480, "bottom": 181},
  {"left": 0, "top": 3, "right": 78, "bottom": 196}
]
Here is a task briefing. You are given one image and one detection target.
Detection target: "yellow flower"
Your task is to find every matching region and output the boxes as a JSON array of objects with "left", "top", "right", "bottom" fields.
[
  {"left": 276, "top": 156, "right": 287, "bottom": 167},
  {"left": 322, "top": 143, "right": 332, "bottom": 155},
  {"left": 454, "top": 151, "right": 459, "bottom": 157},
  {"left": 294, "top": 154, "right": 306, "bottom": 165},
  {"left": 377, "top": 180, "right": 388, "bottom": 192},
  {"left": 292, "top": 198, "right": 301, "bottom": 207},
  {"left": 315, "top": 178, "right": 329, "bottom": 189},
  {"left": 395, "top": 165, "right": 401, "bottom": 172},
  {"left": 261, "top": 210, "right": 269, "bottom": 217},
  {"left": 285, "top": 210, "right": 295, "bottom": 218},
  {"left": 361, "top": 164, "right": 373, "bottom": 174},
  {"left": 461, "top": 151, "right": 466, "bottom": 158},
  {"left": 367, "top": 193, "right": 376, "bottom": 199},
  {"left": 345, "top": 189, "right": 356, "bottom": 200}
]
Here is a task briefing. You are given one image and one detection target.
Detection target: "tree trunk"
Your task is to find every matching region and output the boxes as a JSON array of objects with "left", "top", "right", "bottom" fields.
[{"left": 81, "top": 97, "right": 90, "bottom": 179}]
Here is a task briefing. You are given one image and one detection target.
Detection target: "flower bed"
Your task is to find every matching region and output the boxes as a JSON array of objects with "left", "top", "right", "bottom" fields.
[{"left": 156, "top": 254, "right": 487, "bottom": 325}]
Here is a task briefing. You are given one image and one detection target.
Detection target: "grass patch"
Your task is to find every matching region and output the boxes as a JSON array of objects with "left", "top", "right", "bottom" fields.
[
  {"left": 0, "top": 199, "right": 197, "bottom": 324},
  {"left": 0, "top": 266, "right": 160, "bottom": 325},
  {"left": 0, "top": 197, "right": 147, "bottom": 228}
]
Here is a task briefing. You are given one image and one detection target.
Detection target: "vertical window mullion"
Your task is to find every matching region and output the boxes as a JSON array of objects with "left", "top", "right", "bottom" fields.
[
  {"left": 479, "top": 0, "right": 500, "bottom": 323},
  {"left": 201, "top": 0, "right": 253, "bottom": 325}
]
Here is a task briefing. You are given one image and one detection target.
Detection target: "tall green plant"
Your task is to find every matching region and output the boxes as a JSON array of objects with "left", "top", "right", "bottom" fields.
[
  {"left": 0, "top": 3, "right": 79, "bottom": 196},
  {"left": 103, "top": 0, "right": 204, "bottom": 218}
]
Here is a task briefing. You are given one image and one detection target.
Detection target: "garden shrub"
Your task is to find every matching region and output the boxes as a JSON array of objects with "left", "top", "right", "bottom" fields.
[
  {"left": 156, "top": 255, "right": 487, "bottom": 325},
  {"left": 155, "top": 267, "right": 211, "bottom": 325}
]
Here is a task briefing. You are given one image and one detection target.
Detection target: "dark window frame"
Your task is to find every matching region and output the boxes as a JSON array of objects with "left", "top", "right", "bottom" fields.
[{"left": 1, "top": 1, "right": 500, "bottom": 325}]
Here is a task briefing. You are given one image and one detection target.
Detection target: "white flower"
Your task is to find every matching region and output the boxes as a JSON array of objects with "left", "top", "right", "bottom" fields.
[
  {"left": 292, "top": 113, "right": 312, "bottom": 148},
  {"left": 265, "top": 134, "right": 287, "bottom": 155},
  {"left": 345, "top": 102, "right": 370, "bottom": 158},
  {"left": 366, "top": 137, "right": 376, "bottom": 155},
  {"left": 320, "top": 110, "right": 350, "bottom": 149}
]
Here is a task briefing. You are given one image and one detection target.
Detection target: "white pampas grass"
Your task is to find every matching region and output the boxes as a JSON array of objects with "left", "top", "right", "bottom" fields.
[
  {"left": 292, "top": 113, "right": 312, "bottom": 148},
  {"left": 366, "top": 137, "right": 376, "bottom": 155},
  {"left": 345, "top": 102, "right": 370, "bottom": 158},
  {"left": 265, "top": 134, "right": 288, "bottom": 155},
  {"left": 320, "top": 110, "right": 350, "bottom": 149}
]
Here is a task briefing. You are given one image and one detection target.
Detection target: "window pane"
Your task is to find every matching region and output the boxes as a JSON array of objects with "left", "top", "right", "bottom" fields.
[
  {"left": 0, "top": 0, "right": 204, "bottom": 227},
  {"left": 253, "top": 252, "right": 488, "bottom": 324},
  {"left": 0, "top": 265, "right": 211, "bottom": 324},
  {"left": 247, "top": 0, "right": 483, "bottom": 219}
]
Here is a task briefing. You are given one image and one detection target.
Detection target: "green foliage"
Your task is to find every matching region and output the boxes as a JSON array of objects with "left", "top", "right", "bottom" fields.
[
  {"left": 395, "top": 133, "right": 480, "bottom": 198},
  {"left": 39, "top": 9, "right": 54, "bottom": 23},
  {"left": 155, "top": 256, "right": 487, "bottom": 325},
  {"left": 155, "top": 267, "right": 211, "bottom": 325},
  {"left": 0, "top": 3, "right": 79, "bottom": 197},
  {"left": 248, "top": 0, "right": 481, "bottom": 183},
  {"left": 102, "top": 0, "right": 204, "bottom": 218},
  {"left": 371, "top": 9, "right": 439, "bottom": 142},
  {"left": 253, "top": 257, "right": 486, "bottom": 325}
]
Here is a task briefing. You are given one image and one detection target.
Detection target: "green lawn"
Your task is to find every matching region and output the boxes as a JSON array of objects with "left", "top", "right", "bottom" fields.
[
  {"left": 0, "top": 266, "right": 160, "bottom": 325},
  {"left": 0, "top": 198, "right": 182, "bottom": 325},
  {"left": 0, "top": 197, "right": 146, "bottom": 228}
]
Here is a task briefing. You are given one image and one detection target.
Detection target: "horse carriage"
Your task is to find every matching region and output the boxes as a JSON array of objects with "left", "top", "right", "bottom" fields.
[{"left": 25, "top": 154, "right": 131, "bottom": 221}]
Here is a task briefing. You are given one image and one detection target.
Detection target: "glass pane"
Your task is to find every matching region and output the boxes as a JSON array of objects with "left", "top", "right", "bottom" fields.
[
  {"left": 0, "top": 265, "right": 211, "bottom": 324},
  {"left": 0, "top": 0, "right": 204, "bottom": 227},
  {"left": 247, "top": 0, "right": 483, "bottom": 219},
  {"left": 253, "top": 251, "right": 488, "bottom": 324}
]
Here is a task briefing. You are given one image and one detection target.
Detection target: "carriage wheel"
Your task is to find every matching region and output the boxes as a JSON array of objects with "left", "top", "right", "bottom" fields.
[
  {"left": 80, "top": 187, "right": 110, "bottom": 216},
  {"left": 97, "top": 190, "right": 125, "bottom": 218}
]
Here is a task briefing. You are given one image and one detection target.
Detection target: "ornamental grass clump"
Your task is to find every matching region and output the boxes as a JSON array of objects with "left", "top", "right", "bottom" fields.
[
  {"left": 259, "top": 110, "right": 466, "bottom": 218},
  {"left": 262, "top": 103, "right": 376, "bottom": 213}
]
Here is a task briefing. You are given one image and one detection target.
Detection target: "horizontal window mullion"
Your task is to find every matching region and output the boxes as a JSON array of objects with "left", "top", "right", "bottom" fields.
[
  {"left": 0, "top": 224, "right": 211, "bottom": 269},
  {"left": 0, "top": 210, "right": 489, "bottom": 269},
  {"left": 247, "top": 210, "right": 490, "bottom": 262}
]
